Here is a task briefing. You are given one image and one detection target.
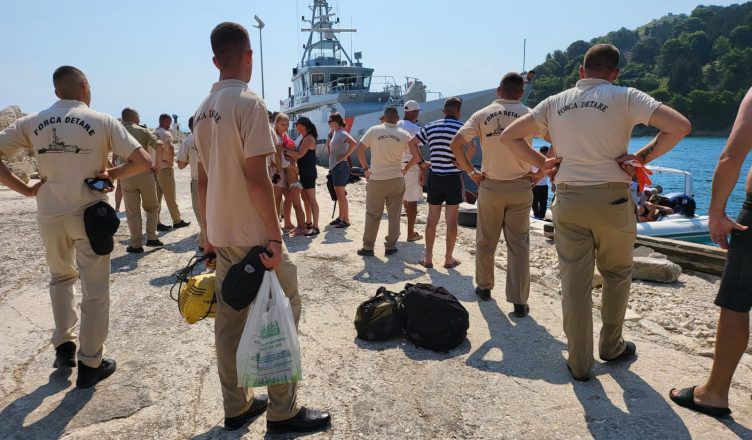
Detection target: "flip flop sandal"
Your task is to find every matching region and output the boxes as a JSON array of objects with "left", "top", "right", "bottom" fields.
[
  {"left": 329, "top": 219, "right": 343, "bottom": 226},
  {"left": 444, "top": 258, "right": 462, "bottom": 269},
  {"left": 418, "top": 259, "right": 433, "bottom": 269},
  {"left": 335, "top": 221, "right": 350, "bottom": 228},
  {"left": 407, "top": 233, "right": 423, "bottom": 242},
  {"left": 669, "top": 387, "right": 731, "bottom": 418},
  {"left": 305, "top": 227, "right": 320, "bottom": 237}
]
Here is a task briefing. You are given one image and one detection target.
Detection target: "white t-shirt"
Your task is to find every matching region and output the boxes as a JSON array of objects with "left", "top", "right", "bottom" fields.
[
  {"left": 193, "top": 79, "right": 276, "bottom": 247},
  {"left": 0, "top": 100, "right": 141, "bottom": 218},
  {"left": 530, "top": 79, "right": 661, "bottom": 185},
  {"left": 458, "top": 99, "right": 538, "bottom": 181},
  {"left": 176, "top": 133, "right": 198, "bottom": 180},
  {"left": 397, "top": 119, "right": 421, "bottom": 165},
  {"left": 360, "top": 123, "right": 412, "bottom": 180},
  {"left": 531, "top": 166, "right": 549, "bottom": 187}
]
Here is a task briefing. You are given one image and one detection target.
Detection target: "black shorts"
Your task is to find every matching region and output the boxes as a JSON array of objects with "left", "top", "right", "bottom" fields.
[
  {"left": 300, "top": 175, "right": 316, "bottom": 190},
  {"left": 427, "top": 172, "right": 463, "bottom": 206},
  {"left": 715, "top": 194, "right": 752, "bottom": 312}
]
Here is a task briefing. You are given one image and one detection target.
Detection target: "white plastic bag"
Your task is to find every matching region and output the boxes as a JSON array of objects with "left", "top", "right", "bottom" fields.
[{"left": 236, "top": 271, "right": 303, "bottom": 388}]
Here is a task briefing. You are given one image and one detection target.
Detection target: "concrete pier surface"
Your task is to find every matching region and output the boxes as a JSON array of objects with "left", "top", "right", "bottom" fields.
[{"left": 1, "top": 166, "right": 751, "bottom": 439}]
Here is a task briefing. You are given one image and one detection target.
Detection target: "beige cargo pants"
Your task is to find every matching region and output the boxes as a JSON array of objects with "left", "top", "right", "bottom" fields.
[
  {"left": 552, "top": 183, "right": 636, "bottom": 378},
  {"left": 214, "top": 245, "right": 302, "bottom": 421},
  {"left": 475, "top": 178, "right": 532, "bottom": 304},
  {"left": 121, "top": 171, "right": 159, "bottom": 247},
  {"left": 156, "top": 167, "right": 181, "bottom": 224},
  {"left": 190, "top": 180, "right": 205, "bottom": 248},
  {"left": 38, "top": 208, "right": 110, "bottom": 368},
  {"left": 362, "top": 177, "right": 405, "bottom": 251}
]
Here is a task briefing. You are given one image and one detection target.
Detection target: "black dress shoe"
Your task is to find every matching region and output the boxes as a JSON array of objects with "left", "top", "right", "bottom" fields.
[
  {"left": 76, "top": 358, "right": 116, "bottom": 389},
  {"left": 173, "top": 220, "right": 191, "bottom": 229},
  {"left": 267, "top": 406, "right": 331, "bottom": 433},
  {"left": 157, "top": 223, "right": 172, "bottom": 232},
  {"left": 385, "top": 248, "right": 398, "bottom": 256},
  {"left": 126, "top": 246, "right": 144, "bottom": 253},
  {"left": 224, "top": 395, "right": 269, "bottom": 431},
  {"left": 53, "top": 341, "right": 76, "bottom": 368},
  {"left": 513, "top": 304, "right": 530, "bottom": 317},
  {"left": 357, "top": 248, "right": 374, "bottom": 256},
  {"left": 475, "top": 287, "right": 491, "bottom": 301},
  {"left": 145, "top": 239, "right": 164, "bottom": 247},
  {"left": 601, "top": 341, "right": 637, "bottom": 363}
]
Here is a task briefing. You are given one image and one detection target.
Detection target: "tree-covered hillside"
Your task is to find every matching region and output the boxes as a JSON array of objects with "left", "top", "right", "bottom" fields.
[{"left": 528, "top": 2, "right": 752, "bottom": 133}]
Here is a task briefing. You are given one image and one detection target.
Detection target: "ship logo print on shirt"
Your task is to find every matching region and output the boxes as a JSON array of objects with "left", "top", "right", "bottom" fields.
[
  {"left": 485, "top": 119, "right": 506, "bottom": 138},
  {"left": 37, "top": 129, "right": 92, "bottom": 155}
]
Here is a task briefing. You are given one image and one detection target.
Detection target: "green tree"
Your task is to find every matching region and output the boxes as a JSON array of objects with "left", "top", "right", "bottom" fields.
[
  {"left": 730, "top": 25, "right": 752, "bottom": 48},
  {"left": 630, "top": 37, "right": 661, "bottom": 65},
  {"left": 712, "top": 36, "right": 731, "bottom": 59},
  {"left": 527, "top": 76, "right": 564, "bottom": 106},
  {"left": 566, "top": 40, "right": 590, "bottom": 59}
]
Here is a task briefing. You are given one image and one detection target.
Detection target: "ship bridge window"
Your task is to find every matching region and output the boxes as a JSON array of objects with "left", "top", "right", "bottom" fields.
[
  {"left": 363, "top": 75, "right": 372, "bottom": 89},
  {"left": 330, "top": 74, "right": 357, "bottom": 91}
]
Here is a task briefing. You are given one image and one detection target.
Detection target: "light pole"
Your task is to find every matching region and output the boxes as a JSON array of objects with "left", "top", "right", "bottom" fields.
[{"left": 253, "top": 15, "right": 265, "bottom": 99}]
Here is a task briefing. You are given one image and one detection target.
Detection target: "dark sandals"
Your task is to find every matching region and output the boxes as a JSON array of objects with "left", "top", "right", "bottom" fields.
[
  {"left": 669, "top": 387, "right": 732, "bottom": 418},
  {"left": 305, "top": 227, "right": 321, "bottom": 237}
]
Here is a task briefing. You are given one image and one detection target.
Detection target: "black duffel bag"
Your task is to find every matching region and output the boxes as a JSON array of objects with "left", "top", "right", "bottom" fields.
[
  {"left": 354, "top": 287, "right": 404, "bottom": 341},
  {"left": 402, "top": 283, "right": 469, "bottom": 352}
]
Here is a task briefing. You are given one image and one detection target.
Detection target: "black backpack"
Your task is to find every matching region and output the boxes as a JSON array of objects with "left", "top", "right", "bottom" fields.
[
  {"left": 354, "top": 287, "right": 404, "bottom": 341},
  {"left": 402, "top": 283, "right": 469, "bottom": 352}
]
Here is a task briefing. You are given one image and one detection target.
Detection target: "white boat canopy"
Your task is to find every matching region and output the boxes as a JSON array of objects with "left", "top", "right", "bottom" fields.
[{"left": 645, "top": 166, "right": 694, "bottom": 197}]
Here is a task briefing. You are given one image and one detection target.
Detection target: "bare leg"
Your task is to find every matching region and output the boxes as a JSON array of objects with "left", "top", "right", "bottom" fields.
[
  {"left": 444, "top": 204, "right": 459, "bottom": 266},
  {"left": 405, "top": 201, "right": 418, "bottom": 238},
  {"left": 301, "top": 190, "right": 313, "bottom": 227},
  {"left": 424, "top": 204, "right": 442, "bottom": 264},
  {"left": 335, "top": 186, "right": 349, "bottom": 223},
  {"left": 305, "top": 188, "right": 320, "bottom": 230},
  {"left": 673, "top": 308, "right": 749, "bottom": 408},
  {"left": 283, "top": 188, "right": 294, "bottom": 229}
]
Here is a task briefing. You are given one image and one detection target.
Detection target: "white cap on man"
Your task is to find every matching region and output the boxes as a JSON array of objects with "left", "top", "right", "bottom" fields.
[{"left": 404, "top": 100, "right": 421, "bottom": 112}]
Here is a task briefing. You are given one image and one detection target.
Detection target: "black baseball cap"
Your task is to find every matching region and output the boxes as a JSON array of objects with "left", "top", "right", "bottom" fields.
[
  {"left": 222, "top": 246, "right": 271, "bottom": 311},
  {"left": 84, "top": 201, "right": 120, "bottom": 255}
]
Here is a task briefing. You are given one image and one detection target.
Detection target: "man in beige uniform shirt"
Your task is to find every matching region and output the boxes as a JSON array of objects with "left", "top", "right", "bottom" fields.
[
  {"left": 176, "top": 116, "right": 204, "bottom": 251},
  {"left": 194, "top": 22, "right": 330, "bottom": 433},
  {"left": 154, "top": 113, "right": 189, "bottom": 231},
  {"left": 121, "top": 107, "right": 163, "bottom": 253},
  {"left": 501, "top": 44, "right": 691, "bottom": 381},
  {"left": 452, "top": 73, "right": 539, "bottom": 317},
  {"left": 0, "top": 66, "right": 151, "bottom": 388},
  {"left": 356, "top": 107, "right": 411, "bottom": 256}
]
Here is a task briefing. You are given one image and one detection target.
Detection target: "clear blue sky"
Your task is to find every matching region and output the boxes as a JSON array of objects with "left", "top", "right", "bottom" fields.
[{"left": 0, "top": 0, "right": 739, "bottom": 128}]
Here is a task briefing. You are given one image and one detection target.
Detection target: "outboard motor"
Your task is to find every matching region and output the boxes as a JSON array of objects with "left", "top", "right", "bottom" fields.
[{"left": 666, "top": 194, "right": 696, "bottom": 217}]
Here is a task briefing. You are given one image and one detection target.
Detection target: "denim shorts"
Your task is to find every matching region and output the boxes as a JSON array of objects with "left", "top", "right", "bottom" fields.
[{"left": 330, "top": 161, "right": 350, "bottom": 187}]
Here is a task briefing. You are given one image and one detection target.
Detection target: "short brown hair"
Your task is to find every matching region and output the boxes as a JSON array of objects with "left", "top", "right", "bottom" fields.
[
  {"left": 583, "top": 44, "right": 620, "bottom": 73},
  {"left": 383, "top": 107, "right": 399, "bottom": 123},
  {"left": 159, "top": 113, "right": 172, "bottom": 123},
  {"left": 500, "top": 73, "right": 524, "bottom": 95},
  {"left": 444, "top": 97, "right": 462, "bottom": 112},
  {"left": 121, "top": 107, "right": 138, "bottom": 121},
  {"left": 210, "top": 22, "right": 250, "bottom": 67},
  {"left": 328, "top": 112, "right": 346, "bottom": 128}
]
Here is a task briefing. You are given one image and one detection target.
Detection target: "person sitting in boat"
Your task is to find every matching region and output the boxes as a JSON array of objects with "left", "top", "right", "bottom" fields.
[{"left": 637, "top": 201, "right": 674, "bottom": 222}]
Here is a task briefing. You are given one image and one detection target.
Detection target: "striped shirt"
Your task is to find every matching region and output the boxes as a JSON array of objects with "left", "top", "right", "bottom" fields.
[{"left": 415, "top": 115, "right": 464, "bottom": 175}]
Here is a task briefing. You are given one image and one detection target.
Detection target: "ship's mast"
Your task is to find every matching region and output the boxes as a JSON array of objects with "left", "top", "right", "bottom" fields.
[{"left": 299, "top": 0, "right": 356, "bottom": 67}]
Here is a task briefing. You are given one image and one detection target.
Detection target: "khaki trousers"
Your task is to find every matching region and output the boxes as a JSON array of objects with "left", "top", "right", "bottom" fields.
[
  {"left": 362, "top": 177, "right": 405, "bottom": 251},
  {"left": 156, "top": 167, "right": 181, "bottom": 224},
  {"left": 121, "top": 171, "right": 159, "bottom": 247},
  {"left": 38, "top": 209, "right": 110, "bottom": 368},
  {"left": 215, "top": 246, "right": 302, "bottom": 421},
  {"left": 475, "top": 178, "right": 532, "bottom": 304},
  {"left": 552, "top": 183, "right": 636, "bottom": 378},
  {"left": 190, "top": 180, "right": 205, "bottom": 248}
]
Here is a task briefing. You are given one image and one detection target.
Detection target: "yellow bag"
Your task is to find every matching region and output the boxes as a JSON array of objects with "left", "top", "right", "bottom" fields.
[
  {"left": 171, "top": 256, "right": 216, "bottom": 324},
  {"left": 178, "top": 273, "right": 217, "bottom": 324}
]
